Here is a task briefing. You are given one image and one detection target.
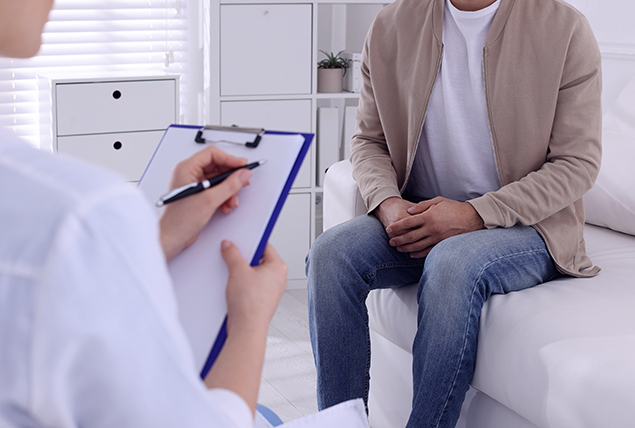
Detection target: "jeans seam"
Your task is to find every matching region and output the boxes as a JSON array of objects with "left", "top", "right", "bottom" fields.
[
  {"left": 433, "top": 247, "right": 548, "bottom": 427},
  {"left": 361, "top": 260, "right": 425, "bottom": 282},
  {"left": 474, "top": 248, "right": 549, "bottom": 285},
  {"left": 433, "top": 278, "right": 479, "bottom": 428},
  {"left": 362, "top": 291, "right": 371, "bottom": 410},
  {"left": 362, "top": 260, "right": 423, "bottom": 410}
]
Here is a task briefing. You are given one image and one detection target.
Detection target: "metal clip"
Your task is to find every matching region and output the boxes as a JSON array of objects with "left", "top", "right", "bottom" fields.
[{"left": 195, "top": 125, "right": 265, "bottom": 148}]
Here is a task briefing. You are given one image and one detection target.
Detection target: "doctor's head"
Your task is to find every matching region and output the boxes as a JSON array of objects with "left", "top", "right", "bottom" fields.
[{"left": 0, "top": 0, "right": 54, "bottom": 59}]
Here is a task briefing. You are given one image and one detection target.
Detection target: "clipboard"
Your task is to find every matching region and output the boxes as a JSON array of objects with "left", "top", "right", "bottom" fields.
[{"left": 137, "top": 125, "right": 313, "bottom": 378}]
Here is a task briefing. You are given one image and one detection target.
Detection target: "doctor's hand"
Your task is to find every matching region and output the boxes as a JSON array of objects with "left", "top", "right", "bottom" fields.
[
  {"left": 221, "top": 241, "right": 288, "bottom": 336},
  {"left": 159, "top": 146, "right": 252, "bottom": 261},
  {"left": 204, "top": 241, "right": 287, "bottom": 414},
  {"left": 381, "top": 196, "right": 485, "bottom": 258}
]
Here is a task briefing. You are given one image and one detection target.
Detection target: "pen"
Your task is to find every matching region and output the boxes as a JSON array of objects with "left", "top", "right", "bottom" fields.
[{"left": 156, "top": 159, "right": 267, "bottom": 207}]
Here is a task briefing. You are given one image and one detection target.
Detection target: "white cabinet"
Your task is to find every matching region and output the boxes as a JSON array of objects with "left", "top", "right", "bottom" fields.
[
  {"left": 269, "top": 193, "right": 312, "bottom": 280},
  {"left": 40, "top": 75, "right": 179, "bottom": 182},
  {"left": 220, "top": 4, "right": 312, "bottom": 96},
  {"left": 57, "top": 131, "right": 166, "bottom": 182},
  {"left": 211, "top": 0, "right": 386, "bottom": 287}
]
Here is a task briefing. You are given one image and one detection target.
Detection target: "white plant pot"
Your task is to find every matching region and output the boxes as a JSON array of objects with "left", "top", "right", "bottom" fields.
[{"left": 317, "top": 68, "right": 344, "bottom": 93}]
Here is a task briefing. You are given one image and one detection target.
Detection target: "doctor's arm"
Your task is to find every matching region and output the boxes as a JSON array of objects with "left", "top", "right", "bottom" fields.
[
  {"left": 157, "top": 145, "right": 288, "bottom": 416},
  {"left": 205, "top": 241, "right": 287, "bottom": 415}
]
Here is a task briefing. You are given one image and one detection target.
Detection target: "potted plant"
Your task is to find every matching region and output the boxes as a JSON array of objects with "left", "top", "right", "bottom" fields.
[{"left": 317, "top": 50, "right": 349, "bottom": 93}]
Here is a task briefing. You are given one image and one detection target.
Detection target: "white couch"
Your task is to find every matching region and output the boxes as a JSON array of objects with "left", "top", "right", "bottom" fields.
[{"left": 321, "top": 73, "right": 635, "bottom": 427}]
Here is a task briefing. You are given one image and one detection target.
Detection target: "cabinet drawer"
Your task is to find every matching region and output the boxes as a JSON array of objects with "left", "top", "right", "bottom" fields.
[
  {"left": 220, "top": 4, "right": 312, "bottom": 96},
  {"left": 56, "top": 79, "right": 176, "bottom": 136},
  {"left": 269, "top": 193, "right": 311, "bottom": 280},
  {"left": 57, "top": 131, "right": 164, "bottom": 182}
]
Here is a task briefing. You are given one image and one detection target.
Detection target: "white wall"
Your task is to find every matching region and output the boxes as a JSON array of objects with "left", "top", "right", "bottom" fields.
[
  {"left": 317, "top": 3, "right": 384, "bottom": 57},
  {"left": 566, "top": 0, "right": 635, "bottom": 112}
]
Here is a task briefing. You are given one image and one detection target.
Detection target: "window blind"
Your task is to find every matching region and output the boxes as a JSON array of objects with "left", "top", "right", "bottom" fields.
[{"left": 0, "top": 0, "right": 188, "bottom": 148}]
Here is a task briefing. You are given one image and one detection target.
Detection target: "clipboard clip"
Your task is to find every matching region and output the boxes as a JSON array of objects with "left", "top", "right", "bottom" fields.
[{"left": 195, "top": 125, "right": 265, "bottom": 148}]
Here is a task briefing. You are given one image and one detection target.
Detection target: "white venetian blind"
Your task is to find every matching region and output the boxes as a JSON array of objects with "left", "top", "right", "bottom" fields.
[{"left": 0, "top": 0, "right": 188, "bottom": 148}]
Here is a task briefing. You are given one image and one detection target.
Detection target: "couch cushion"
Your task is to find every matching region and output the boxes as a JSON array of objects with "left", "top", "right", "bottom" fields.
[
  {"left": 584, "top": 76, "right": 635, "bottom": 236},
  {"left": 473, "top": 225, "right": 635, "bottom": 428},
  {"left": 323, "top": 160, "right": 367, "bottom": 230},
  {"left": 367, "top": 281, "right": 418, "bottom": 352},
  {"left": 367, "top": 225, "right": 635, "bottom": 428}
]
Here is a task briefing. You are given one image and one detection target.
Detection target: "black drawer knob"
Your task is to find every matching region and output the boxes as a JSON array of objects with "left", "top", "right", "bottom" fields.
[
  {"left": 113, "top": 141, "right": 122, "bottom": 150},
  {"left": 112, "top": 90, "right": 122, "bottom": 99}
]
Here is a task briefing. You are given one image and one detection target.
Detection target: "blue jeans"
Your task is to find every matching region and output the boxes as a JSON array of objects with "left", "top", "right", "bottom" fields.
[{"left": 306, "top": 215, "right": 558, "bottom": 428}]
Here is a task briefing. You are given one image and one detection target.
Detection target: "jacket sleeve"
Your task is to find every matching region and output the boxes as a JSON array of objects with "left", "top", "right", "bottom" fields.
[
  {"left": 469, "top": 16, "right": 602, "bottom": 228},
  {"left": 349, "top": 26, "right": 402, "bottom": 214}
]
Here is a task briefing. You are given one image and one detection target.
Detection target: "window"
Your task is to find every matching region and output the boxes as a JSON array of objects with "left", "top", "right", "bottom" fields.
[{"left": 0, "top": 0, "right": 193, "bottom": 148}]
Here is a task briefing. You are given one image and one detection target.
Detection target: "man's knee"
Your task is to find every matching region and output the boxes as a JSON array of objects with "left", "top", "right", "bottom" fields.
[
  {"left": 418, "top": 232, "right": 494, "bottom": 305},
  {"left": 424, "top": 229, "right": 513, "bottom": 277},
  {"left": 425, "top": 234, "right": 479, "bottom": 276},
  {"left": 419, "top": 227, "right": 552, "bottom": 303},
  {"left": 306, "top": 215, "right": 384, "bottom": 273},
  {"left": 307, "top": 221, "right": 355, "bottom": 273}
]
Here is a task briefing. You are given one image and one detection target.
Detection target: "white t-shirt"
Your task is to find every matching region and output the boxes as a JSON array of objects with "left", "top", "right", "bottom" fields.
[
  {"left": 406, "top": 0, "right": 502, "bottom": 202},
  {"left": 0, "top": 129, "right": 252, "bottom": 428}
]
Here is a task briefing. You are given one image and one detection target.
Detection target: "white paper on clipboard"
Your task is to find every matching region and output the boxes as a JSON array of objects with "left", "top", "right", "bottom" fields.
[{"left": 138, "top": 125, "right": 310, "bottom": 370}]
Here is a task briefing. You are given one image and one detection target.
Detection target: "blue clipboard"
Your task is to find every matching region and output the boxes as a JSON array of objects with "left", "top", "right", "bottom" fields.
[
  {"left": 137, "top": 125, "right": 313, "bottom": 379},
  {"left": 199, "top": 128, "right": 313, "bottom": 379}
]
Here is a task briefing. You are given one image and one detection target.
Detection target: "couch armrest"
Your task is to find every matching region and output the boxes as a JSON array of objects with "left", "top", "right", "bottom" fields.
[{"left": 323, "top": 160, "right": 367, "bottom": 231}]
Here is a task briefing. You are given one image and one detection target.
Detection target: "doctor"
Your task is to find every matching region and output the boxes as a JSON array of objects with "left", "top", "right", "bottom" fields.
[{"left": 0, "top": 1, "right": 288, "bottom": 427}]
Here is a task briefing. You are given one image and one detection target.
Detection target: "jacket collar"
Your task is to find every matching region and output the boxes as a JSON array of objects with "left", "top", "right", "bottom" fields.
[{"left": 432, "top": 0, "right": 516, "bottom": 46}]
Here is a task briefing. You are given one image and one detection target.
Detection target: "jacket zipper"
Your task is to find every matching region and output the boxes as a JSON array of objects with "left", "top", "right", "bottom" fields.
[
  {"left": 400, "top": 44, "right": 445, "bottom": 195},
  {"left": 482, "top": 47, "right": 503, "bottom": 188}
]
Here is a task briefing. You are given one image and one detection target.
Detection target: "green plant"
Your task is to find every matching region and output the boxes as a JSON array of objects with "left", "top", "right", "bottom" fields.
[{"left": 317, "top": 50, "right": 349, "bottom": 73}]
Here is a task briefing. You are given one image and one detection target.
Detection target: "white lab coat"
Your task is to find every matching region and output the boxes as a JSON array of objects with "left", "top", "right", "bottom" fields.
[{"left": 0, "top": 129, "right": 252, "bottom": 428}]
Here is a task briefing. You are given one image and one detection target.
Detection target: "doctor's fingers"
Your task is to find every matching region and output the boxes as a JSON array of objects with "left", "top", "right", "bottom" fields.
[
  {"left": 257, "top": 244, "right": 288, "bottom": 280},
  {"left": 254, "top": 244, "right": 288, "bottom": 307},
  {"left": 172, "top": 146, "right": 247, "bottom": 186},
  {"left": 198, "top": 146, "right": 247, "bottom": 177},
  {"left": 204, "top": 169, "right": 252, "bottom": 213}
]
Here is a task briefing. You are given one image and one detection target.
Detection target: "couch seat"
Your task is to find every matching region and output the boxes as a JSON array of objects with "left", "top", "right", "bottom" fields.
[{"left": 367, "top": 224, "right": 635, "bottom": 427}]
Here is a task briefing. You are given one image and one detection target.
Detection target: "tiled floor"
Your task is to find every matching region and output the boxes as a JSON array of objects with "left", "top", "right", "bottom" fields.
[{"left": 259, "top": 289, "right": 318, "bottom": 422}]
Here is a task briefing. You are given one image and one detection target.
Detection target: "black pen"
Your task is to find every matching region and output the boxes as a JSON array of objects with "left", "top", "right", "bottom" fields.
[{"left": 156, "top": 159, "right": 267, "bottom": 207}]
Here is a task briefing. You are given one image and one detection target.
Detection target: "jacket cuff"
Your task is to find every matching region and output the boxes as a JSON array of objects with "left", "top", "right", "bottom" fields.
[
  {"left": 467, "top": 195, "right": 506, "bottom": 229},
  {"left": 365, "top": 188, "right": 402, "bottom": 214}
]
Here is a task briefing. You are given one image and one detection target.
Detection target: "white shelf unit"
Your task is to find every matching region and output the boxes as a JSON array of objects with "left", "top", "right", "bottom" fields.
[{"left": 209, "top": 0, "right": 386, "bottom": 287}]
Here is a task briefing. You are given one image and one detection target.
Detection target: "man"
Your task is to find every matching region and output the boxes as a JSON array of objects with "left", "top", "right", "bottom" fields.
[{"left": 306, "top": 0, "right": 602, "bottom": 426}]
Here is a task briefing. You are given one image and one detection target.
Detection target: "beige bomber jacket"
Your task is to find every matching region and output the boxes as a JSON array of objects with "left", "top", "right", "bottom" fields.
[{"left": 350, "top": 0, "right": 602, "bottom": 277}]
